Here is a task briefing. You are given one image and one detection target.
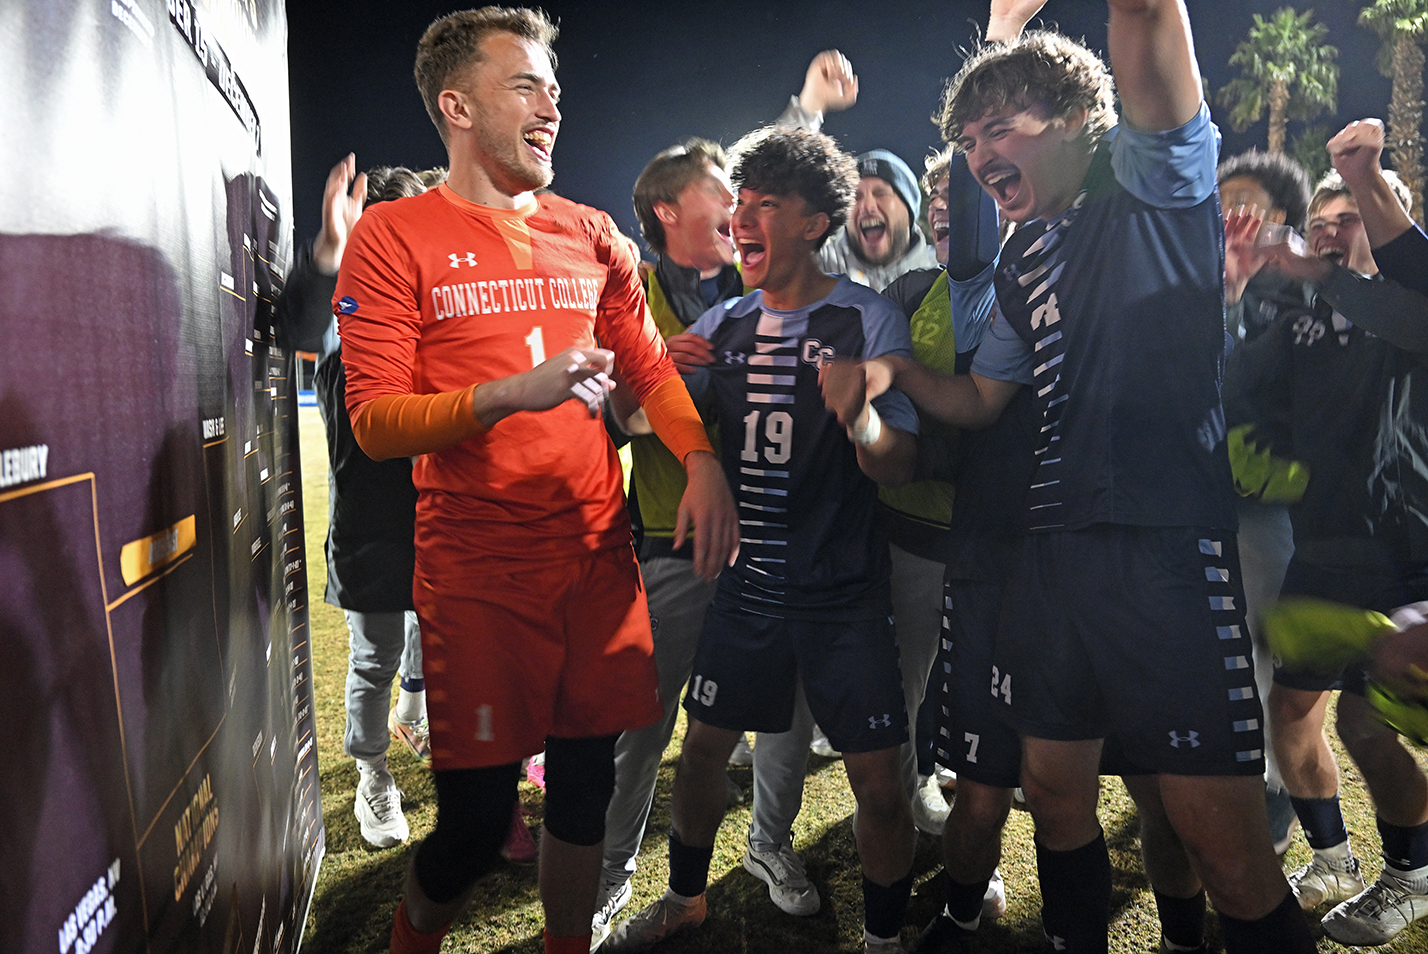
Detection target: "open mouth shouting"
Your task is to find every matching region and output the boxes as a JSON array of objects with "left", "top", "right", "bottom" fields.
[
  {"left": 738, "top": 239, "right": 766, "bottom": 272},
  {"left": 523, "top": 126, "right": 555, "bottom": 163},
  {"left": 858, "top": 215, "right": 889, "bottom": 252},
  {"left": 981, "top": 165, "right": 1022, "bottom": 208}
]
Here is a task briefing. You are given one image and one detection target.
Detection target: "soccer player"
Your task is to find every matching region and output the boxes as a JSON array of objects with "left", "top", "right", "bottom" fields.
[
  {"left": 332, "top": 9, "right": 738, "bottom": 954},
  {"left": 869, "top": 1, "right": 1315, "bottom": 949},
  {"left": 604, "top": 125, "right": 921, "bottom": 954},
  {"left": 1228, "top": 169, "right": 1428, "bottom": 945}
]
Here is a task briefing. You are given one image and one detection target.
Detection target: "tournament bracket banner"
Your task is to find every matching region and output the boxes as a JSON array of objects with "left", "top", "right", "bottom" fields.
[{"left": 0, "top": 1, "right": 323, "bottom": 952}]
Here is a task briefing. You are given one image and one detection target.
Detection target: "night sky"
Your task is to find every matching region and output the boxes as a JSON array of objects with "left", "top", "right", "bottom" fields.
[{"left": 286, "top": 1, "right": 1392, "bottom": 246}]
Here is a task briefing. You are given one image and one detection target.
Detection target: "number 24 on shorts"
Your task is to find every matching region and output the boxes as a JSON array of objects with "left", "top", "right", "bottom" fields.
[{"left": 990, "top": 666, "right": 1011, "bottom": 705}]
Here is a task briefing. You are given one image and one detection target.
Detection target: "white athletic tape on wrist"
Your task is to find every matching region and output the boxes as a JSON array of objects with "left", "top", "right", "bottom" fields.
[{"left": 850, "top": 404, "right": 881, "bottom": 446}]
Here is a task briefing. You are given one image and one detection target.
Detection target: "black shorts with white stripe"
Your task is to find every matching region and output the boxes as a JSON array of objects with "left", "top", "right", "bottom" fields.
[{"left": 992, "top": 525, "right": 1265, "bottom": 776}]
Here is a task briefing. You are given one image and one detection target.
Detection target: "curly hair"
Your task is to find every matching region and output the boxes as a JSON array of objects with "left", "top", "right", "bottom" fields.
[
  {"left": 414, "top": 7, "right": 558, "bottom": 144},
  {"left": 1216, "top": 150, "right": 1311, "bottom": 232},
  {"left": 364, "top": 166, "right": 427, "bottom": 206},
  {"left": 921, "top": 144, "right": 957, "bottom": 195},
  {"left": 936, "top": 30, "right": 1116, "bottom": 148},
  {"left": 633, "top": 138, "right": 729, "bottom": 255},
  {"left": 1311, "top": 168, "right": 1413, "bottom": 220},
  {"left": 729, "top": 127, "right": 858, "bottom": 250}
]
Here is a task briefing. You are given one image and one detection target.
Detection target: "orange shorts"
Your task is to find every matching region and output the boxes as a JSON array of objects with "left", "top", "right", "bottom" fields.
[{"left": 415, "top": 543, "right": 662, "bottom": 769}]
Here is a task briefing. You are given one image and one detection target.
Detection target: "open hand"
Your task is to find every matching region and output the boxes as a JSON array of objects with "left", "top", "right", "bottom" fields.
[{"left": 313, "top": 153, "right": 367, "bottom": 274}]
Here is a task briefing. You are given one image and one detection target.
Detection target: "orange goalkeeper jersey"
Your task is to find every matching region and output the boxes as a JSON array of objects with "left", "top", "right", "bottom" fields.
[{"left": 335, "top": 184, "right": 677, "bottom": 562}]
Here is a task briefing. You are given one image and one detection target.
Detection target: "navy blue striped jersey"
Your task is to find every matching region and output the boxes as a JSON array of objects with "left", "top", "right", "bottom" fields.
[
  {"left": 971, "top": 105, "right": 1236, "bottom": 533},
  {"left": 684, "top": 276, "right": 919, "bottom": 620}
]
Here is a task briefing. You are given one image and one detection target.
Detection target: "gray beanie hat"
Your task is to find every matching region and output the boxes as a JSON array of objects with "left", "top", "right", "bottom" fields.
[{"left": 855, "top": 149, "right": 921, "bottom": 222}]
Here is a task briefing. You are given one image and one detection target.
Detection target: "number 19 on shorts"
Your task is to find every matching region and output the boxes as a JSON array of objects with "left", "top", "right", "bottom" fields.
[{"left": 690, "top": 675, "right": 718, "bottom": 707}]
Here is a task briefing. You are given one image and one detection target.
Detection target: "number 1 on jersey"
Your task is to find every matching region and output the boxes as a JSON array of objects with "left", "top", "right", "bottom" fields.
[{"left": 525, "top": 326, "right": 547, "bottom": 367}]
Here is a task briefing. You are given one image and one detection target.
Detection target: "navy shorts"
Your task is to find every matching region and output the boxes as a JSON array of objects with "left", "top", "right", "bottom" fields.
[
  {"left": 1273, "top": 552, "right": 1428, "bottom": 694},
  {"left": 994, "top": 526, "right": 1265, "bottom": 776},
  {"left": 684, "top": 601, "right": 909, "bottom": 754},
  {"left": 933, "top": 576, "right": 1023, "bottom": 787}
]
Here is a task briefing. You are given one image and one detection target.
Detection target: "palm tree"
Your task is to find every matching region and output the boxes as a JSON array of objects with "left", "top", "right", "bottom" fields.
[
  {"left": 1217, "top": 7, "right": 1339, "bottom": 156},
  {"left": 1361, "top": 0, "right": 1428, "bottom": 223}
]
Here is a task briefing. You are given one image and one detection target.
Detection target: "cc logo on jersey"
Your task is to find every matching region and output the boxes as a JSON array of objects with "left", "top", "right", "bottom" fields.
[
  {"left": 448, "top": 252, "right": 478, "bottom": 268},
  {"left": 800, "top": 337, "right": 835, "bottom": 368}
]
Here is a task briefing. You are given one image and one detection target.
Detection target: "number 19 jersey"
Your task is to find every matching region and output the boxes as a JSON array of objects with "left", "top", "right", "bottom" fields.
[{"left": 685, "top": 276, "right": 919, "bottom": 621}]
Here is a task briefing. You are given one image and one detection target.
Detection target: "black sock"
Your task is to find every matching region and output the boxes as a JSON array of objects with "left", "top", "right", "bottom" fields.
[
  {"left": 945, "top": 876, "right": 990, "bottom": 925},
  {"left": 863, "top": 870, "right": 914, "bottom": 940},
  {"left": 1218, "top": 891, "right": 1315, "bottom": 954},
  {"left": 1153, "top": 889, "right": 1205, "bottom": 950},
  {"left": 1036, "top": 832, "right": 1111, "bottom": 954},
  {"left": 1378, "top": 816, "right": 1428, "bottom": 874},
  {"left": 667, "top": 828, "right": 713, "bottom": 899},
  {"left": 1289, "top": 794, "right": 1348, "bottom": 850}
]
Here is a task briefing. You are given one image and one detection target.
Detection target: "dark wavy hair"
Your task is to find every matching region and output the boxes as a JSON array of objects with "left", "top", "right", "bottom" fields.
[
  {"left": 415, "top": 7, "right": 558, "bottom": 144},
  {"left": 1217, "top": 150, "right": 1312, "bottom": 232},
  {"left": 729, "top": 127, "right": 858, "bottom": 250},
  {"left": 937, "top": 30, "right": 1116, "bottom": 148}
]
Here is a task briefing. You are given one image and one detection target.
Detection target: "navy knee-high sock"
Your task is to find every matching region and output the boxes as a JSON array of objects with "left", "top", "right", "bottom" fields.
[{"left": 1036, "top": 831, "right": 1111, "bottom": 954}]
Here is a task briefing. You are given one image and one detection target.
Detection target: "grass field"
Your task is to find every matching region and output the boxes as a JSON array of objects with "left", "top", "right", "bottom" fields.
[{"left": 293, "top": 407, "right": 1428, "bottom": 953}]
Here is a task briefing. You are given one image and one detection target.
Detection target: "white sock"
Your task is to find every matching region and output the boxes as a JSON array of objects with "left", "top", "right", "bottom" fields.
[
  {"left": 1315, "top": 839, "right": 1356, "bottom": 863},
  {"left": 394, "top": 687, "right": 426, "bottom": 725},
  {"left": 357, "top": 755, "right": 392, "bottom": 789},
  {"left": 1387, "top": 862, "right": 1428, "bottom": 893}
]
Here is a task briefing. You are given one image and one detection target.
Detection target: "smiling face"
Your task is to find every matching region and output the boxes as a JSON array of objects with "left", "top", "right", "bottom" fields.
[
  {"left": 1309, "top": 194, "right": 1375, "bottom": 274},
  {"left": 848, "top": 176, "right": 911, "bottom": 265},
  {"left": 927, "top": 173, "right": 951, "bottom": 266},
  {"left": 732, "top": 187, "right": 827, "bottom": 293},
  {"left": 661, "top": 163, "right": 735, "bottom": 274},
  {"left": 957, "top": 104, "right": 1090, "bottom": 223},
  {"left": 455, "top": 31, "right": 561, "bottom": 195}
]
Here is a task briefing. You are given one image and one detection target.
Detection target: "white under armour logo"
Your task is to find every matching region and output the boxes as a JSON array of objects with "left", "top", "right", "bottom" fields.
[
  {"left": 1169, "top": 730, "right": 1201, "bottom": 748},
  {"left": 448, "top": 252, "right": 477, "bottom": 268},
  {"left": 723, "top": 351, "right": 746, "bottom": 365},
  {"left": 868, "top": 714, "right": 892, "bottom": 730},
  {"left": 1047, "top": 934, "right": 1067, "bottom": 951}
]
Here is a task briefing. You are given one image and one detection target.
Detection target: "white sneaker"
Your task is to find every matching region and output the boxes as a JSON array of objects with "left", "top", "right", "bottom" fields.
[
  {"left": 354, "top": 770, "right": 408, "bottom": 848},
  {"left": 743, "top": 842, "right": 821, "bottom": 916},
  {"left": 911, "top": 774, "right": 950, "bottom": 836},
  {"left": 1288, "top": 842, "right": 1365, "bottom": 909},
  {"left": 591, "top": 878, "right": 632, "bottom": 951},
  {"left": 602, "top": 891, "right": 706, "bottom": 952},
  {"left": 728, "top": 734, "right": 754, "bottom": 767},
  {"left": 1322, "top": 872, "right": 1428, "bottom": 946},
  {"left": 810, "top": 725, "right": 841, "bottom": 759},
  {"left": 982, "top": 867, "right": 1007, "bottom": 920},
  {"left": 862, "top": 928, "right": 906, "bottom": 953}
]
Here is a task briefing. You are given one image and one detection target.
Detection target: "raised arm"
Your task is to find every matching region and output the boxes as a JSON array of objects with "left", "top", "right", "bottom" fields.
[
  {"left": 1330, "top": 120, "right": 1416, "bottom": 250},
  {"left": 1106, "top": 0, "right": 1203, "bottom": 132}
]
